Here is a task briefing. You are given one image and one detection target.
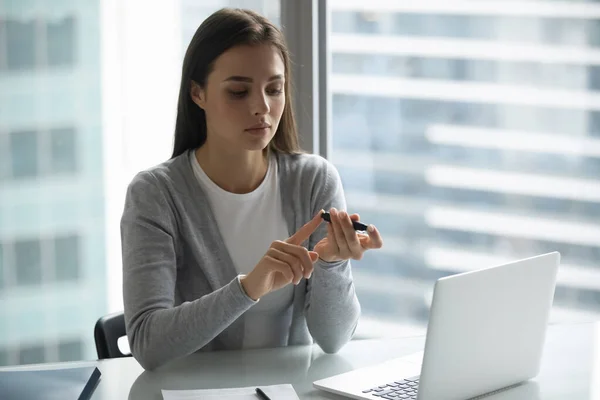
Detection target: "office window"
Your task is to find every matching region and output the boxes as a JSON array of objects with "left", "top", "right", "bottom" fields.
[
  {"left": 14, "top": 239, "right": 42, "bottom": 286},
  {"left": 58, "top": 339, "right": 83, "bottom": 362},
  {"left": 50, "top": 127, "right": 77, "bottom": 174},
  {"left": 354, "top": 12, "right": 379, "bottom": 34},
  {"left": 46, "top": 16, "right": 75, "bottom": 67},
  {"left": 1, "top": 0, "right": 280, "bottom": 367},
  {"left": 18, "top": 344, "right": 45, "bottom": 365},
  {"left": 54, "top": 235, "right": 80, "bottom": 282},
  {"left": 333, "top": 54, "right": 587, "bottom": 92},
  {"left": 6, "top": 18, "right": 36, "bottom": 70},
  {"left": 9, "top": 130, "right": 38, "bottom": 179},
  {"left": 329, "top": 1, "right": 600, "bottom": 337}
]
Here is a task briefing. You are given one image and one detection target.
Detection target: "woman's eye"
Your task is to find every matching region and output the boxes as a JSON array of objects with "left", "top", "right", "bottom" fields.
[
  {"left": 228, "top": 90, "right": 248, "bottom": 98},
  {"left": 267, "top": 88, "right": 283, "bottom": 96}
]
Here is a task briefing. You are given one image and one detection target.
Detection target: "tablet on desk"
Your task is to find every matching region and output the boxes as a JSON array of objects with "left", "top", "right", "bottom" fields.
[{"left": 0, "top": 365, "right": 101, "bottom": 400}]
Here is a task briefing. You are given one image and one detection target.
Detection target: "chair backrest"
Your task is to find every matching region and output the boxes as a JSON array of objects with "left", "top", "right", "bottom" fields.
[{"left": 94, "top": 311, "right": 131, "bottom": 359}]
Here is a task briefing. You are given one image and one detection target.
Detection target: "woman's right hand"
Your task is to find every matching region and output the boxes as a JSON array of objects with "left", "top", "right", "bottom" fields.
[{"left": 240, "top": 211, "right": 324, "bottom": 300}]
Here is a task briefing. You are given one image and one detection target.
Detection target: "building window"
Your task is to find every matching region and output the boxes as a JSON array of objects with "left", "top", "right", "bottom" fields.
[
  {"left": 54, "top": 235, "right": 80, "bottom": 282},
  {"left": 46, "top": 16, "right": 75, "bottom": 67},
  {"left": 589, "top": 112, "right": 600, "bottom": 137},
  {"left": 58, "top": 339, "right": 83, "bottom": 362},
  {"left": 588, "top": 19, "right": 600, "bottom": 48},
  {"left": 6, "top": 18, "right": 36, "bottom": 70},
  {"left": 4, "top": 16, "right": 75, "bottom": 71},
  {"left": 18, "top": 344, "right": 45, "bottom": 365},
  {"left": 50, "top": 127, "right": 77, "bottom": 174},
  {"left": 14, "top": 239, "right": 42, "bottom": 286},
  {"left": 9, "top": 130, "right": 38, "bottom": 179},
  {"left": 8, "top": 127, "right": 79, "bottom": 180},
  {"left": 588, "top": 66, "right": 600, "bottom": 92}
]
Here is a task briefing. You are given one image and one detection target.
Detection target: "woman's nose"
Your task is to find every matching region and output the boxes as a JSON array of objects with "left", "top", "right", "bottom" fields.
[{"left": 252, "top": 93, "right": 270, "bottom": 116}]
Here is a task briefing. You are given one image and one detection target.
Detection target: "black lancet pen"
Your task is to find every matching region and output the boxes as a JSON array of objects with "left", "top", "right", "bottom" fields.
[{"left": 321, "top": 211, "right": 369, "bottom": 232}]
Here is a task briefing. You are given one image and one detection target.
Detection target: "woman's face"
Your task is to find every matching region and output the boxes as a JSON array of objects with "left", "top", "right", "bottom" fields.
[{"left": 192, "top": 44, "right": 286, "bottom": 152}]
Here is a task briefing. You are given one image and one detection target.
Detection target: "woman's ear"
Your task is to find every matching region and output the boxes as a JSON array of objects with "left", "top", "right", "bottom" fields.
[{"left": 190, "top": 80, "right": 206, "bottom": 109}]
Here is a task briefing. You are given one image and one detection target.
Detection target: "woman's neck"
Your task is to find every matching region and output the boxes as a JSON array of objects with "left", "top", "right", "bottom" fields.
[{"left": 194, "top": 144, "right": 269, "bottom": 194}]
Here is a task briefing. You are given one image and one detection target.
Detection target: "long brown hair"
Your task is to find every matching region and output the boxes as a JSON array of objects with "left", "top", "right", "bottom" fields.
[{"left": 172, "top": 8, "right": 301, "bottom": 158}]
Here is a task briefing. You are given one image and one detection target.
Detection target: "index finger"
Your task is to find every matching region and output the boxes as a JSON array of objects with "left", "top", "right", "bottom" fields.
[{"left": 287, "top": 210, "right": 324, "bottom": 245}]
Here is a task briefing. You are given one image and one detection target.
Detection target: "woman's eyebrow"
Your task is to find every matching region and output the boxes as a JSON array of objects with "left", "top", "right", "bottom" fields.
[{"left": 223, "top": 74, "right": 284, "bottom": 82}]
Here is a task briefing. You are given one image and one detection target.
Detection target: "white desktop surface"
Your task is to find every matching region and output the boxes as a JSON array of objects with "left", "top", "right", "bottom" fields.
[{"left": 1, "top": 322, "right": 598, "bottom": 399}]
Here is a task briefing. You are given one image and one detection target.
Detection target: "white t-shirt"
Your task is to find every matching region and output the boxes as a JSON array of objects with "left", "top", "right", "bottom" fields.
[{"left": 189, "top": 150, "right": 294, "bottom": 349}]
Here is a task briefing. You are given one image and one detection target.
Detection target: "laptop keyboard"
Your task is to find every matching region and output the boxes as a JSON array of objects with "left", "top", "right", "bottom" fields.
[{"left": 362, "top": 375, "right": 420, "bottom": 399}]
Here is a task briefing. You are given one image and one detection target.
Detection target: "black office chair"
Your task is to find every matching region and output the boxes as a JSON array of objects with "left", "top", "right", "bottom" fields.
[{"left": 94, "top": 311, "right": 131, "bottom": 359}]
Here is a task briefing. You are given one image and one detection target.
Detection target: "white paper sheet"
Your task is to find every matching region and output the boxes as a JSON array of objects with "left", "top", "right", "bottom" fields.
[{"left": 162, "top": 384, "right": 300, "bottom": 400}]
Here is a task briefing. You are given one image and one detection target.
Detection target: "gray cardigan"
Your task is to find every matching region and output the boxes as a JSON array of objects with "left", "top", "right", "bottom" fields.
[{"left": 121, "top": 150, "right": 361, "bottom": 370}]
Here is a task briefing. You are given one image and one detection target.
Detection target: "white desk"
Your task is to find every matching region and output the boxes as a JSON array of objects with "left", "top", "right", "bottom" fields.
[{"left": 1, "top": 322, "right": 598, "bottom": 399}]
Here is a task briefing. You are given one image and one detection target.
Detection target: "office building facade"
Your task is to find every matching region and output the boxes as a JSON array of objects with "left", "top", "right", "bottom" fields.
[{"left": 0, "top": 1, "right": 106, "bottom": 365}]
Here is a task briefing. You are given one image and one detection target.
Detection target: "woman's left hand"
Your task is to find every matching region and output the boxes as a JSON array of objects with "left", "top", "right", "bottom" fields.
[{"left": 314, "top": 208, "right": 383, "bottom": 263}]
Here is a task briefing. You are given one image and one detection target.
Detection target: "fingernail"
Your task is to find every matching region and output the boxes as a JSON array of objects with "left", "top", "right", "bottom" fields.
[
  {"left": 368, "top": 224, "right": 375, "bottom": 232},
  {"left": 340, "top": 211, "right": 347, "bottom": 218}
]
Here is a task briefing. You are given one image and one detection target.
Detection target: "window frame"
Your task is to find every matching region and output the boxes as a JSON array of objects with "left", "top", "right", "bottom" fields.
[{"left": 280, "top": 0, "right": 331, "bottom": 159}]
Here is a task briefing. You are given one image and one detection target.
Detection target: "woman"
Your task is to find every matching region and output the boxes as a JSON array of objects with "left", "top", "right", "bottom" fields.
[{"left": 121, "top": 8, "right": 383, "bottom": 370}]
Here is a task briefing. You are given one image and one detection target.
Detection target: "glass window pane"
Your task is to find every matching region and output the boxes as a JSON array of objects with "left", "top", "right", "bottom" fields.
[
  {"left": 6, "top": 18, "right": 36, "bottom": 70},
  {"left": 329, "top": 3, "right": 600, "bottom": 338},
  {"left": 50, "top": 127, "right": 77, "bottom": 174},
  {"left": 18, "top": 344, "right": 45, "bottom": 365},
  {"left": 47, "top": 16, "right": 75, "bottom": 67},
  {"left": 2, "top": 0, "right": 281, "bottom": 367},
  {"left": 58, "top": 339, "right": 83, "bottom": 362},
  {"left": 54, "top": 235, "right": 80, "bottom": 282},
  {"left": 15, "top": 239, "right": 42, "bottom": 286},
  {"left": 9, "top": 130, "right": 38, "bottom": 179}
]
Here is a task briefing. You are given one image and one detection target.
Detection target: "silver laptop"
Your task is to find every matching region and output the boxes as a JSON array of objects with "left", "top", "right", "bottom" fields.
[{"left": 313, "top": 252, "right": 560, "bottom": 400}]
